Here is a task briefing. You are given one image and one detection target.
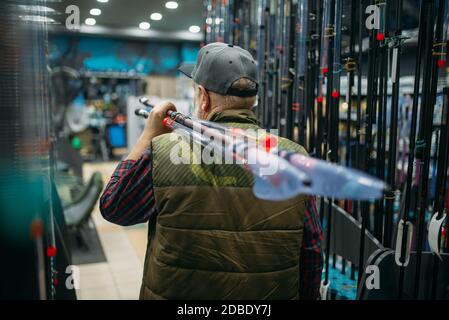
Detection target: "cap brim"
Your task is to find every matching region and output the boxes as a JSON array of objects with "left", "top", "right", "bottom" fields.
[{"left": 178, "top": 63, "right": 195, "bottom": 78}]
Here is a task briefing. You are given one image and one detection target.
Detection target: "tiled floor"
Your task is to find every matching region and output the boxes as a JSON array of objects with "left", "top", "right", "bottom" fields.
[{"left": 75, "top": 161, "right": 148, "bottom": 300}]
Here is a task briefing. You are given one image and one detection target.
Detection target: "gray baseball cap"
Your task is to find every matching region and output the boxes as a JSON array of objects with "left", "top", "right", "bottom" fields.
[{"left": 178, "top": 42, "right": 259, "bottom": 97}]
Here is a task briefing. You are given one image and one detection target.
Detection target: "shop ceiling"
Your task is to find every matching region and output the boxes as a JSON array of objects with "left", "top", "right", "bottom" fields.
[{"left": 48, "top": 0, "right": 203, "bottom": 42}]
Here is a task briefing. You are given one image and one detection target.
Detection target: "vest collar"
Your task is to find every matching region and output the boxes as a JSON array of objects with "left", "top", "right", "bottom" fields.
[{"left": 207, "top": 108, "right": 260, "bottom": 125}]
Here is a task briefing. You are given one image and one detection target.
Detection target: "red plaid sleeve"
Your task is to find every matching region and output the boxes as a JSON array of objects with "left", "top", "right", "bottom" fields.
[
  {"left": 300, "top": 196, "right": 324, "bottom": 300},
  {"left": 99, "top": 151, "right": 156, "bottom": 226}
]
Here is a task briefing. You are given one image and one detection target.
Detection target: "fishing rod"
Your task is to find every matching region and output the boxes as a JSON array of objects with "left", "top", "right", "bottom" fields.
[
  {"left": 313, "top": 0, "right": 323, "bottom": 159},
  {"left": 364, "top": 0, "right": 380, "bottom": 183},
  {"left": 342, "top": 0, "right": 358, "bottom": 280},
  {"left": 384, "top": 0, "right": 405, "bottom": 248},
  {"left": 281, "top": 0, "right": 294, "bottom": 140},
  {"left": 396, "top": 0, "right": 434, "bottom": 299},
  {"left": 320, "top": 0, "right": 336, "bottom": 300},
  {"left": 275, "top": 0, "right": 284, "bottom": 132},
  {"left": 292, "top": 0, "right": 309, "bottom": 145},
  {"left": 430, "top": 87, "right": 449, "bottom": 299},
  {"left": 264, "top": 0, "right": 277, "bottom": 129},
  {"left": 412, "top": 0, "right": 445, "bottom": 299},
  {"left": 256, "top": 0, "right": 267, "bottom": 123},
  {"left": 307, "top": 9, "right": 318, "bottom": 154},
  {"left": 328, "top": 0, "right": 341, "bottom": 166},
  {"left": 268, "top": 0, "right": 278, "bottom": 129},
  {"left": 330, "top": 0, "right": 343, "bottom": 280},
  {"left": 136, "top": 97, "right": 386, "bottom": 200},
  {"left": 358, "top": 0, "right": 379, "bottom": 285},
  {"left": 373, "top": 0, "right": 388, "bottom": 242},
  {"left": 317, "top": 0, "right": 332, "bottom": 158},
  {"left": 306, "top": 0, "right": 315, "bottom": 148},
  {"left": 358, "top": 0, "right": 376, "bottom": 248},
  {"left": 351, "top": 1, "right": 364, "bottom": 256}
]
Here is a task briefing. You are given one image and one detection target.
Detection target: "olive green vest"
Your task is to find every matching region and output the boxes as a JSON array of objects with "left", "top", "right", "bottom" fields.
[{"left": 140, "top": 109, "right": 308, "bottom": 300}]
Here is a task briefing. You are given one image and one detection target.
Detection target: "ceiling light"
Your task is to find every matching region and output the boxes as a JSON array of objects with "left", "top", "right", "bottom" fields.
[
  {"left": 18, "top": 5, "right": 55, "bottom": 13},
  {"left": 206, "top": 17, "right": 212, "bottom": 25},
  {"left": 19, "top": 15, "right": 56, "bottom": 23},
  {"left": 90, "top": 8, "right": 102, "bottom": 16},
  {"left": 165, "top": 1, "right": 178, "bottom": 9},
  {"left": 215, "top": 18, "right": 221, "bottom": 25},
  {"left": 139, "top": 22, "right": 150, "bottom": 30},
  {"left": 97, "top": 0, "right": 109, "bottom": 3},
  {"left": 85, "top": 18, "right": 96, "bottom": 26},
  {"left": 189, "top": 25, "right": 201, "bottom": 33},
  {"left": 150, "top": 12, "right": 162, "bottom": 21}
]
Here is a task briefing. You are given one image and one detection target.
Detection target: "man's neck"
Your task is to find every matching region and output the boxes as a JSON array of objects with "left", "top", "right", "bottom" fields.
[{"left": 205, "top": 105, "right": 252, "bottom": 121}]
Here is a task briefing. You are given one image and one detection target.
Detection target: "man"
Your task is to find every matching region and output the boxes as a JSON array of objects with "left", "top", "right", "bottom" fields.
[{"left": 100, "top": 42, "right": 323, "bottom": 300}]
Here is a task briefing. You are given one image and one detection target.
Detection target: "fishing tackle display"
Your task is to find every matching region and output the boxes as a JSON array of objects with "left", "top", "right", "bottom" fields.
[{"left": 203, "top": 0, "right": 449, "bottom": 300}]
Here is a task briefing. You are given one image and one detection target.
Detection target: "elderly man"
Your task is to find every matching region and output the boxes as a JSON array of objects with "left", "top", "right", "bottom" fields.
[{"left": 100, "top": 42, "right": 323, "bottom": 300}]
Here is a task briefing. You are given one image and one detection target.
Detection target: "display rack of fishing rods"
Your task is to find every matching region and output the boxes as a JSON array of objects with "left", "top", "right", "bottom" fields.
[{"left": 203, "top": 0, "right": 449, "bottom": 299}]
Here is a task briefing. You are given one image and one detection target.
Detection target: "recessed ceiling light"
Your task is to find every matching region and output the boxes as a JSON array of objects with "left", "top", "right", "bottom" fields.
[
  {"left": 19, "top": 15, "right": 56, "bottom": 23},
  {"left": 90, "top": 8, "right": 102, "bottom": 16},
  {"left": 150, "top": 12, "right": 162, "bottom": 21},
  {"left": 139, "top": 22, "right": 151, "bottom": 30},
  {"left": 165, "top": 1, "right": 178, "bottom": 9},
  {"left": 85, "top": 18, "right": 96, "bottom": 26},
  {"left": 97, "top": 0, "right": 109, "bottom": 3},
  {"left": 206, "top": 17, "right": 212, "bottom": 25},
  {"left": 189, "top": 25, "right": 201, "bottom": 33},
  {"left": 215, "top": 18, "right": 221, "bottom": 25},
  {"left": 18, "top": 5, "right": 55, "bottom": 13}
]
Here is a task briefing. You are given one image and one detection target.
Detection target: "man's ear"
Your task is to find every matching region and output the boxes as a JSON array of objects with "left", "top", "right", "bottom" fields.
[{"left": 198, "top": 85, "right": 210, "bottom": 112}]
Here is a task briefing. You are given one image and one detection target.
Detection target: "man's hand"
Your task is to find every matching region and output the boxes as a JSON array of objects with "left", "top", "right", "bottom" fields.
[
  {"left": 127, "top": 101, "right": 177, "bottom": 161},
  {"left": 141, "top": 102, "right": 177, "bottom": 143}
]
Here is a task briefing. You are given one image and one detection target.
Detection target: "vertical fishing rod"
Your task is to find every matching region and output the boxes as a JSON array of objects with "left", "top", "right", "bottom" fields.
[
  {"left": 282, "top": 0, "right": 294, "bottom": 140},
  {"left": 256, "top": 0, "right": 267, "bottom": 122},
  {"left": 434, "top": 88, "right": 449, "bottom": 215},
  {"left": 328, "top": 0, "right": 341, "bottom": 165},
  {"left": 358, "top": 0, "right": 375, "bottom": 285},
  {"left": 292, "top": 0, "right": 309, "bottom": 145},
  {"left": 343, "top": 0, "right": 357, "bottom": 194},
  {"left": 364, "top": 0, "right": 380, "bottom": 181},
  {"left": 430, "top": 87, "right": 449, "bottom": 299},
  {"left": 396, "top": 0, "right": 433, "bottom": 299},
  {"left": 373, "top": 0, "right": 387, "bottom": 241},
  {"left": 354, "top": 0, "right": 364, "bottom": 174},
  {"left": 261, "top": 1, "right": 270, "bottom": 128},
  {"left": 360, "top": 0, "right": 381, "bottom": 240},
  {"left": 307, "top": 41, "right": 317, "bottom": 153},
  {"left": 266, "top": 0, "right": 277, "bottom": 129},
  {"left": 412, "top": 0, "right": 444, "bottom": 299},
  {"left": 315, "top": 0, "right": 325, "bottom": 159},
  {"left": 384, "top": 0, "right": 404, "bottom": 248},
  {"left": 306, "top": 0, "right": 318, "bottom": 153},
  {"left": 331, "top": 0, "right": 343, "bottom": 274},
  {"left": 220, "top": 0, "right": 228, "bottom": 43},
  {"left": 313, "top": 0, "right": 323, "bottom": 158},
  {"left": 227, "top": 0, "right": 235, "bottom": 44},
  {"left": 320, "top": 0, "right": 336, "bottom": 300},
  {"left": 343, "top": 0, "right": 358, "bottom": 280},
  {"left": 275, "top": 0, "right": 285, "bottom": 133}
]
